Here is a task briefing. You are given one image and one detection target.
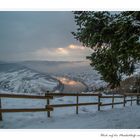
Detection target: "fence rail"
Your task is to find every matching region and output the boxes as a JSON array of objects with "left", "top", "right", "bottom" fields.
[
  {"left": 100, "top": 102, "right": 125, "bottom": 106},
  {"left": 47, "top": 93, "right": 100, "bottom": 96},
  {"left": 0, "top": 108, "right": 53, "bottom": 113},
  {"left": 100, "top": 95, "right": 124, "bottom": 98},
  {"left": 51, "top": 102, "right": 99, "bottom": 108},
  {"left": 0, "top": 92, "right": 140, "bottom": 120},
  {"left": 0, "top": 93, "right": 53, "bottom": 99}
]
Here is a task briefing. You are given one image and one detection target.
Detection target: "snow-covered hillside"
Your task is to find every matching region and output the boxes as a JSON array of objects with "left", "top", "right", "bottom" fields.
[
  {"left": 21, "top": 61, "right": 108, "bottom": 91},
  {"left": 1, "top": 61, "right": 140, "bottom": 94},
  {"left": 0, "top": 68, "right": 59, "bottom": 94},
  {"left": 60, "top": 71, "right": 107, "bottom": 91}
]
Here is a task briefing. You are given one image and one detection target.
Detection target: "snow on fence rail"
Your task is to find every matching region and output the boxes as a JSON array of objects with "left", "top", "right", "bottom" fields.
[
  {"left": 0, "top": 93, "right": 53, "bottom": 99},
  {"left": 0, "top": 92, "right": 140, "bottom": 120}
]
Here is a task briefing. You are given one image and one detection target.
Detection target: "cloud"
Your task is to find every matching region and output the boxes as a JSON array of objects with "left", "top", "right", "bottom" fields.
[
  {"left": 0, "top": 12, "right": 79, "bottom": 61},
  {"left": 68, "top": 44, "right": 85, "bottom": 50},
  {"left": 0, "top": 43, "right": 92, "bottom": 62},
  {"left": 57, "top": 48, "right": 69, "bottom": 55},
  {"left": 34, "top": 44, "right": 92, "bottom": 61}
]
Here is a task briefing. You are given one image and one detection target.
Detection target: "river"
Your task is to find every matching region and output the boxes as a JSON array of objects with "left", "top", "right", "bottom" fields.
[{"left": 56, "top": 77, "right": 87, "bottom": 93}]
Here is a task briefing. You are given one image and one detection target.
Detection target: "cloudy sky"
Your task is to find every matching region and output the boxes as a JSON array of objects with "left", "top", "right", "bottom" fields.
[{"left": 0, "top": 11, "right": 92, "bottom": 61}]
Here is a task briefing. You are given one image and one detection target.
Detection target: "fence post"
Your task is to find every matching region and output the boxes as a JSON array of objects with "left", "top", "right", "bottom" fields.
[
  {"left": 98, "top": 93, "right": 101, "bottom": 111},
  {"left": 131, "top": 96, "right": 133, "bottom": 106},
  {"left": 76, "top": 93, "right": 79, "bottom": 114},
  {"left": 0, "top": 98, "right": 2, "bottom": 121},
  {"left": 123, "top": 95, "right": 126, "bottom": 107},
  {"left": 137, "top": 95, "right": 140, "bottom": 105},
  {"left": 136, "top": 79, "right": 140, "bottom": 105},
  {"left": 46, "top": 91, "right": 50, "bottom": 118},
  {"left": 112, "top": 93, "right": 114, "bottom": 109}
]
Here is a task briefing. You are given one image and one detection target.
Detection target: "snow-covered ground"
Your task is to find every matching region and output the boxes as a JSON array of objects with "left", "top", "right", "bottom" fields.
[{"left": 0, "top": 93, "right": 139, "bottom": 128}]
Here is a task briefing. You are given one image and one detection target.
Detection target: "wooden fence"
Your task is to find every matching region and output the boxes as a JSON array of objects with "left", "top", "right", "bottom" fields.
[
  {"left": 0, "top": 93, "right": 53, "bottom": 121},
  {"left": 0, "top": 92, "right": 140, "bottom": 120},
  {"left": 46, "top": 92, "right": 140, "bottom": 117}
]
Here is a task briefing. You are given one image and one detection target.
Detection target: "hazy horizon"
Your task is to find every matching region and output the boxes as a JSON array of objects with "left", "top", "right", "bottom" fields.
[{"left": 0, "top": 59, "right": 90, "bottom": 63}]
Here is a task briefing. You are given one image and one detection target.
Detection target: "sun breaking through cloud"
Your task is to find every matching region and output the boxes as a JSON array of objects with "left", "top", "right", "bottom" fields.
[
  {"left": 34, "top": 44, "right": 92, "bottom": 61},
  {"left": 68, "top": 44, "right": 85, "bottom": 50},
  {"left": 57, "top": 47, "right": 69, "bottom": 55}
]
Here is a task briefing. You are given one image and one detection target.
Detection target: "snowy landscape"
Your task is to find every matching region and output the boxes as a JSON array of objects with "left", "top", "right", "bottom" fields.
[
  {"left": 0, "top": 11, "right": 140, "bottom": 130},
  {"left": 21, "top": 61, "right": 107, "bottom": 91},
  {"left": 0, "top": 61, "right": 140, "bottom": 129}
]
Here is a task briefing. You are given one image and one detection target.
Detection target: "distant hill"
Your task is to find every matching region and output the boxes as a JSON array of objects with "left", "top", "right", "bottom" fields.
[{"left": 19, "top": 60, "right": 92, "bottom": 75}]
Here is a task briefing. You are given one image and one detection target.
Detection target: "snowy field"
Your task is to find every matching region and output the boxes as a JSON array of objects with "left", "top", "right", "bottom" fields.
[{"left": 0, "top": 93, "right": 140, "bottom": 128}]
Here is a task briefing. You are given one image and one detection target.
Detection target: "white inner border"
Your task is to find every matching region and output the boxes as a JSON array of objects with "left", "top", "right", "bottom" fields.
[
  {"left": 0, "top": 0, "right": 140, "bottom": 139},
  {"left": 0, "top": 0, "right": 140, "bottom": 11}
]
